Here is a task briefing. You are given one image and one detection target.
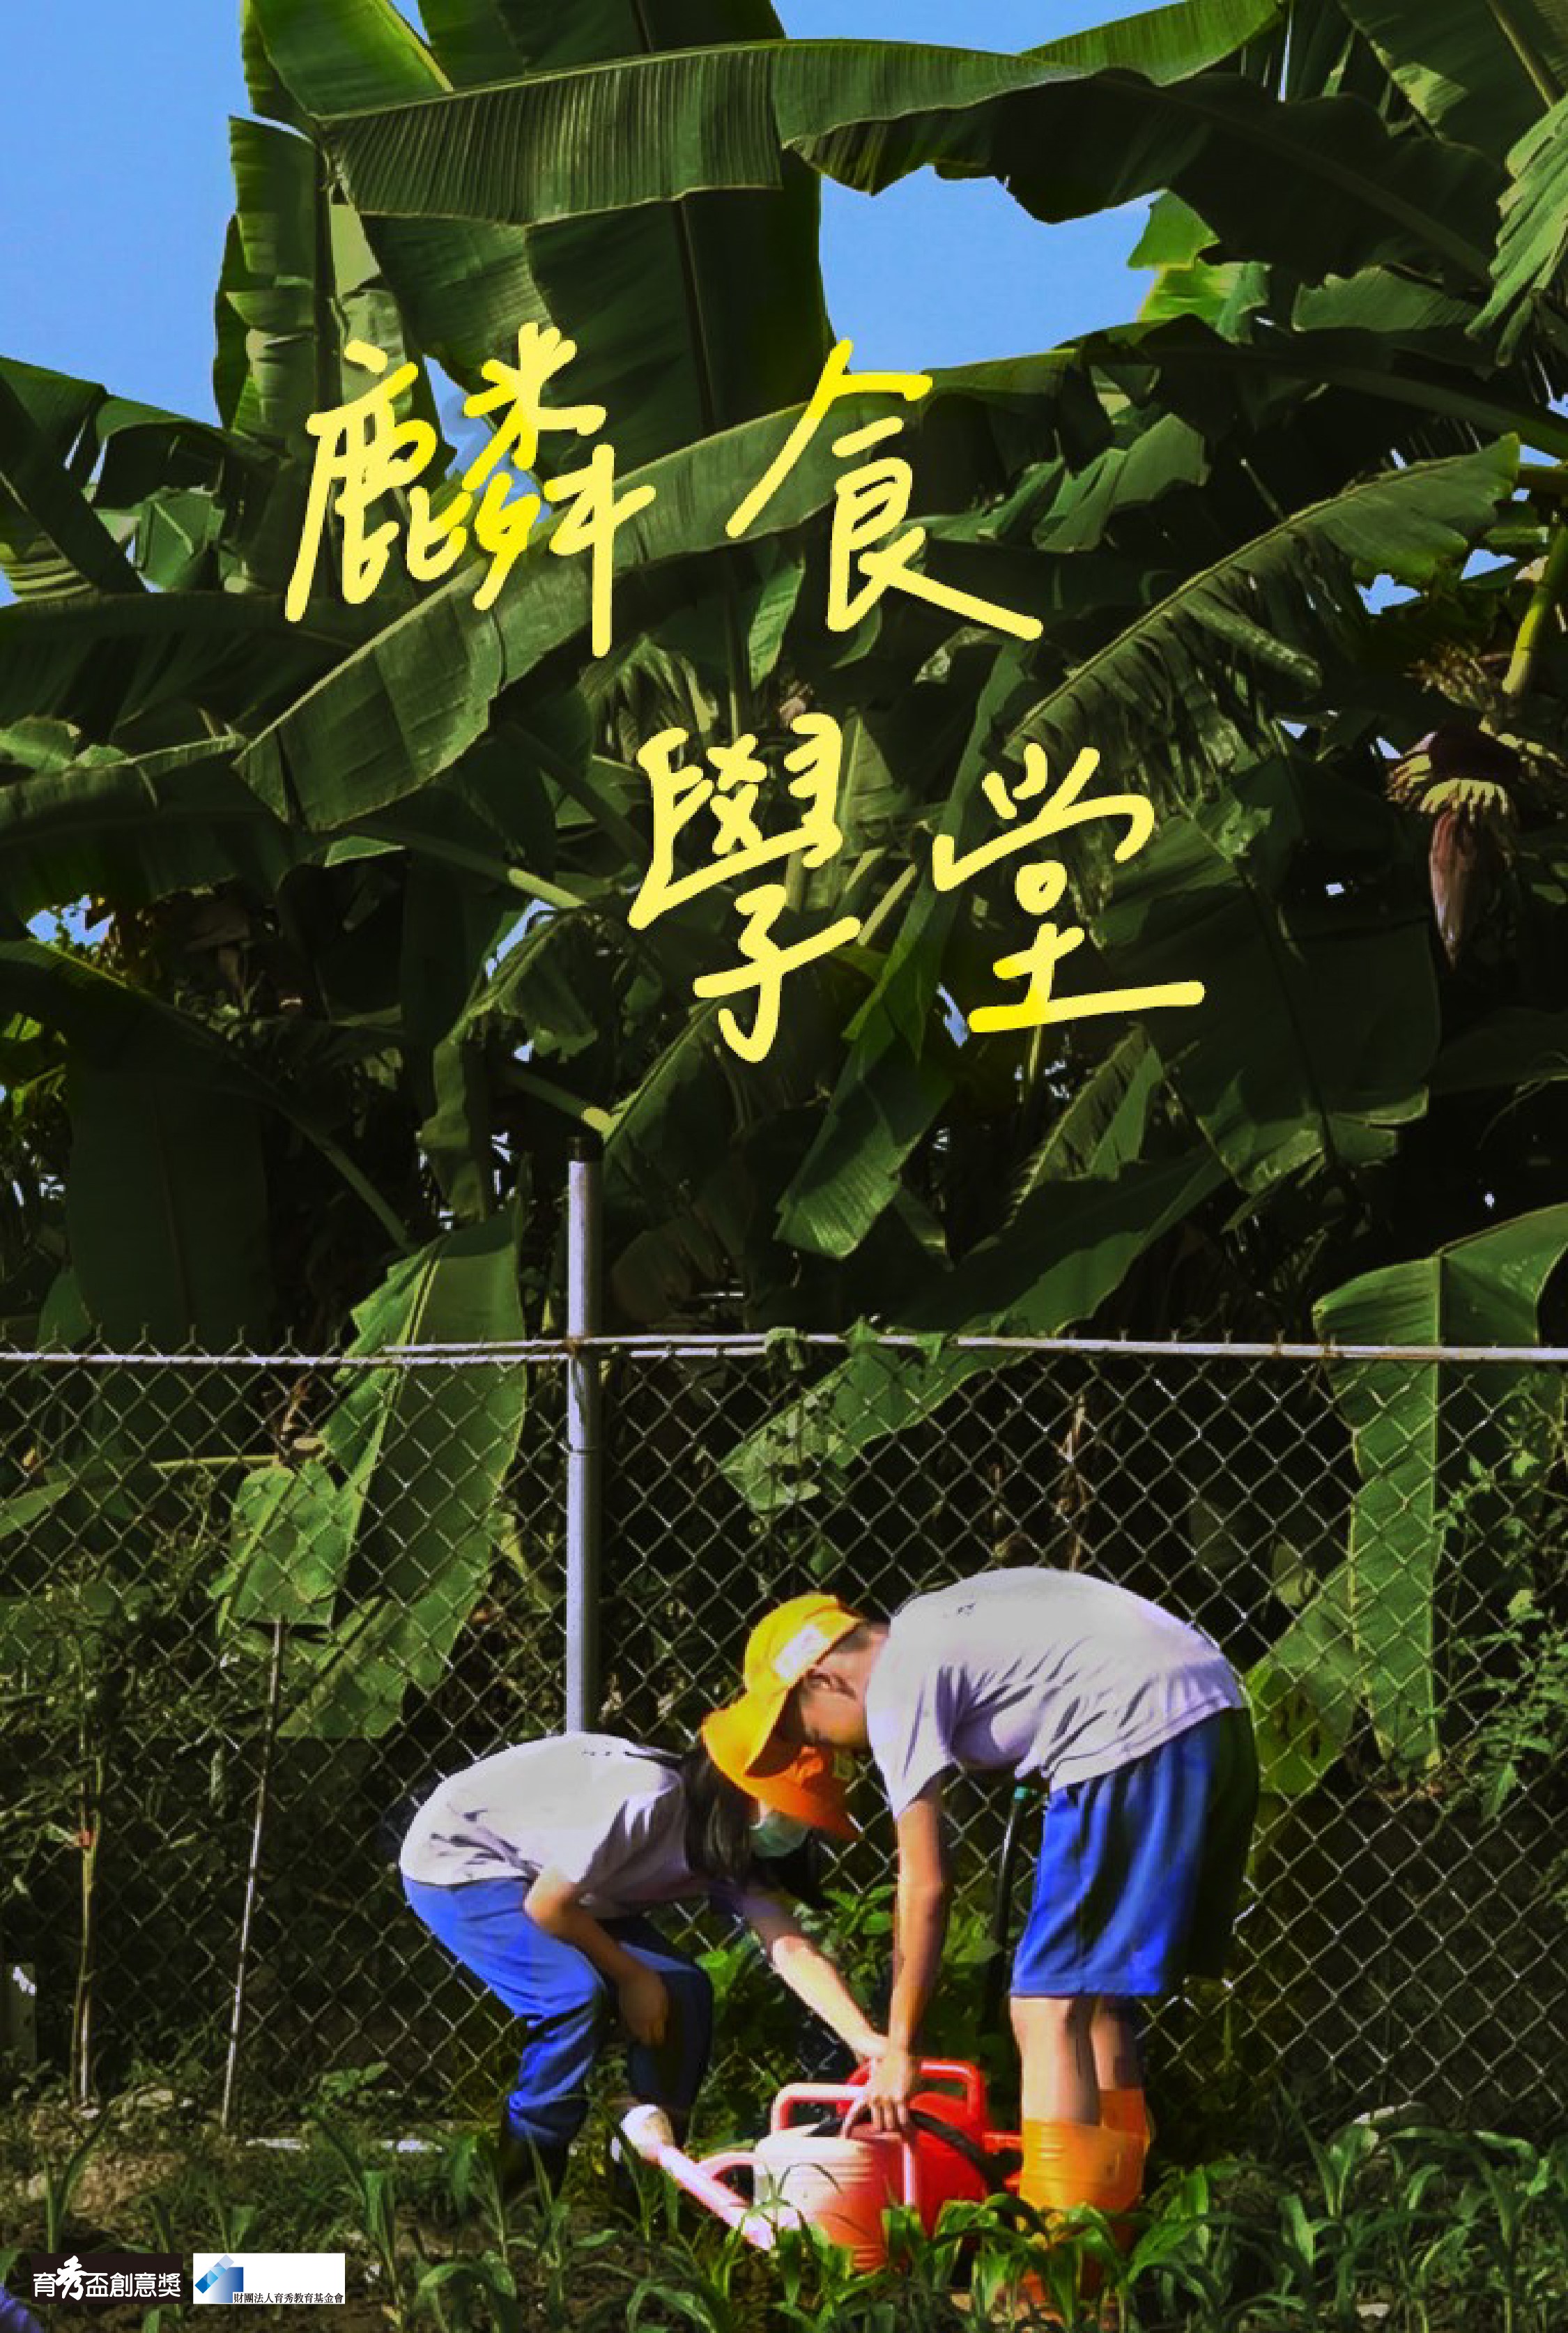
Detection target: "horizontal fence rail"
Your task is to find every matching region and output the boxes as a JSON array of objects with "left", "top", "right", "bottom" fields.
[{"left": 1, "top": 1333, "right": 1565, "bottom": 2150}]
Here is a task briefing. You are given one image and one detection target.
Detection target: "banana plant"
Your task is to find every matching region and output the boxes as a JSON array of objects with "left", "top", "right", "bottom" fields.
[{"left": 2, "top": 0, "right": 1568, "bottom": 1780}]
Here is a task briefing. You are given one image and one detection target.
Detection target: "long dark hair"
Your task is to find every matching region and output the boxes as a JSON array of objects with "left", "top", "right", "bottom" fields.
[
  {"left": 677, "top": 1744, "right": 827, "bottom": 1906},
  {"left": 678, "top": 1743, "right": 757, "bottom": 1887}
]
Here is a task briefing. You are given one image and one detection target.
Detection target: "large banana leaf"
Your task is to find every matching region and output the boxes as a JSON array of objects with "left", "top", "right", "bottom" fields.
[
  {"left": 1076, "top": 313, "right": 1568, "bottom": 463},
  {"left": 771, "top": 1021, "right": 957, "bottom": 1262},
  {"left": 0, "top": 939, "right": 407, "bottom": 1250},
  {"left": 1, "top": 354, "right": 294, "bottom": 602},
  {"left": 1472, "top": 93, "right": 1568, "bottom": 355},
  {"left": 0, "top": 590, "right": 349, "bottom": 740},
  {"left": 767, "top": 677, "right": 1024, "bottom": 1262},
  {"left": 318, "top": 10, "right": 1505, "bottom": 293},
  {"left": 313, "top": 0, "right": 1285, "bottom": 493},
  {"left": 0, "top": 358, "right": 257, "bottom": 599},
  {"left": 0, "top": 735, "right": 297, "bottom": 917},
  {"left": 1245, "top": 1564, "right": 1360, "bottom": 1798},
  {"left": 0, "top": 360, "right": 107, "bottom": 602},
  {"left": 418, "top": 0, "right": 831, "bottom": 472},
  {"left": 1007, "top": 1028, "right": 1162, "bottom": 1219},
  {"left": 254, "top": 0, "right": 827, "bottom": 468},
  {"left": 273, "top": 1210, "right": 528, "bottom": 1737},
  {"left": 1335, "top": 0, "right": 1557, "bottom": 155},
  {"left": 256, "top": 0, "right": 441, "bottom": 110},
  {"left": 601, "top": 961, "right": 849, "bottom": 1320},
  {"left": 721, "top": 1146, "right": 1222, "bottom": 1513},
  {"left": 993, "top": 438, "right": 1519, "bottom": 795},
  {"left": 0, "top": 366, "right": 143, "bottom": 603},
  {"left": 64, "top": 1062, "right": 273, "bottom": 1347},
  {"left": 1096, "top": 760, "right": 1441, "bottom": 1189},
  {"left": 216, "top": 116, "right": 431, "bottom": 454},
  {"left": 1313, "top": 1204, "right": 1568, "bottom": 1768},
  {"left": 321, "top": 0, "right": 1282, "bottom": 231},
  {"left": 244, "top": 0, "right": 553, "bottom": 395},
  {"left": 215, "top": 1465, "right": 356, "bottom": 1629}
]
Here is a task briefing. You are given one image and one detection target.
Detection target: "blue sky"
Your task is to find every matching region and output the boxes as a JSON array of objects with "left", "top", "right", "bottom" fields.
[{"left": 3, "top": 0, "right": 1151, "bottom": 420}]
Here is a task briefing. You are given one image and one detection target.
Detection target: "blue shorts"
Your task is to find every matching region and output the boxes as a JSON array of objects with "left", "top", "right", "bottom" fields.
[{"left": 1010, "top": 1707, "right": 1258, "bottom": 1998}]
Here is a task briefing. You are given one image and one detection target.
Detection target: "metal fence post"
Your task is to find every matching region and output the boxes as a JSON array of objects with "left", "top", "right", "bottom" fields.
[{"left": 565, "top": 1137, "right": 604, "bottom": 1731}]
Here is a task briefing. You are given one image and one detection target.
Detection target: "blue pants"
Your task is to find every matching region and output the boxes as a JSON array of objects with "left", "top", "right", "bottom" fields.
[{"left": 404, "top": 1877, "right": 714, "bottom": 2150}]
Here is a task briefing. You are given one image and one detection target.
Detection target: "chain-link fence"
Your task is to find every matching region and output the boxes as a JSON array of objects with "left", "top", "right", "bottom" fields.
[{"left": 2, "top": 1331, "right": 1566, "bottom": 2150}]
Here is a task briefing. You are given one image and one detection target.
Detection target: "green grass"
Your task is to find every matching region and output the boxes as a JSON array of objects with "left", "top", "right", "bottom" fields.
[{"left": 3, "top": 2090, "right": 1568, "bottom": 2332}]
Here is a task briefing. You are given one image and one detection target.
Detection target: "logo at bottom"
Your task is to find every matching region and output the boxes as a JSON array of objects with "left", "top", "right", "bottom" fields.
[
  {"left": 192, "top": 2254, "right": 346, "bottom": 2307},
  {"left": 25, "top": 2254, "right": 185, "bottom": 2306}
]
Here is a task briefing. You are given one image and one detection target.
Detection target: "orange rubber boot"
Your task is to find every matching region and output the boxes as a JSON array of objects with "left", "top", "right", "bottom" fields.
[
  {"left": 1094, "top": 2092, "right": 1151, "bottom": 2253},
  {"left": 1012, "top": 2118, "right": 1145, "bottom": 2323},
  {"left": 1097, "top": 2089, "right": 1152, "bottom": 2145}
]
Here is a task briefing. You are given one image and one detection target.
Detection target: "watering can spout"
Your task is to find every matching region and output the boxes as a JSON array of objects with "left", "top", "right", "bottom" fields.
[{"left": 617, "top": 2102, "right": 676, "bottom": 2161}]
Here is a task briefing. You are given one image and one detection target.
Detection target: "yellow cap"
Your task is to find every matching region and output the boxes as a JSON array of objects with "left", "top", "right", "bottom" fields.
[
  {"left": 700, "top": 1593, "right": 863, "bottom": 1837},
  {"left": 701, "top": 1715, "right": 854, "bottom": 1839}
]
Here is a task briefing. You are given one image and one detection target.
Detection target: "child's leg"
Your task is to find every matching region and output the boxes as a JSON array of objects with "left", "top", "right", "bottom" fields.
[
  {"left": 610, "top": 1918, "right": 715, "bottom": 2140},
  {"left": 404, "top": 1876, "right": 608, "bottom": 2169},
  {"left": 1010, "top": 1991, "right": 1142, "bottom": 2212},
  {"left": 1009, "top": 1773, "right": 1147, "bottom": 2226},
  {"left": 1009, "top": 1993, "right": 1099, "bottom": 2123},
  {"left": 1092, "top": 1996, "right": 1150, "bottom": 2141}
]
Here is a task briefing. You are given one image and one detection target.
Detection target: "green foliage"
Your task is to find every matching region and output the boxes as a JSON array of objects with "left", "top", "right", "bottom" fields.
[
  {"left": 316, "top": 2118, "right": 419, "bottom": 2331},
  {"left": 8, "top": 0, "right": 1568, "bottom": 2158},
  {"left": 5, "top": 0, "right": 1568, "bottom": 1369},
  {"left": 1314, "top": 1209, "right": 1568, "bottom": 1768},
  {"left": 6, "top": 2086, "right": 1568, "bottom": 2332},
  {"left": 31, "top": 2107, "right": 116, "bottom": 2251},
  {"left": 1463, "top": 1586, "right": 1568, "bottom": 1826}
]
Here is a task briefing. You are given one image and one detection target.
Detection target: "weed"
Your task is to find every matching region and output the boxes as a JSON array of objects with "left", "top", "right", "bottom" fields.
[{"left": 33, "top": 2108, "right": 114, "bottom": 2251}]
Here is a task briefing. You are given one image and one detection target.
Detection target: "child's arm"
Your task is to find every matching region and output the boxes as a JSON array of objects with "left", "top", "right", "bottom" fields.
[
  {"left": 866, "top": 1781, "right": 950, "bottom": 2129},
  {"left": 525, "top": 1867, "right": 670, "bottom": 2043},
  {"left": 738, "top": 1890, "right": 886, "bottom": 2060}
]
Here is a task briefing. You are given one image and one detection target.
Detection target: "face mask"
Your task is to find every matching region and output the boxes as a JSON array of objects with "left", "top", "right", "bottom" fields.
[{"left": 751, "top": 1808, "right": 810, "bottom": 1859}]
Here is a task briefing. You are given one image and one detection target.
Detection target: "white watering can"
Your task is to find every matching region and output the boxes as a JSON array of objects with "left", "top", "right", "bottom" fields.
[{"left": 621, "top": 2081, "right": 921, "bottom": 2265}]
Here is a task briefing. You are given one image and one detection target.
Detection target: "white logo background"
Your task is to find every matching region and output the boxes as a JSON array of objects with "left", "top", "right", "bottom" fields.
[{"left": 192, "top": 2253, "right": 346, "bottom": 2305}]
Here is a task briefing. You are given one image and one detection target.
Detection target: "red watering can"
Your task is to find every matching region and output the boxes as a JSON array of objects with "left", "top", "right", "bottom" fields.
[{"left": 846, "top": 2055, "right": 1022, "bottom": 2226}]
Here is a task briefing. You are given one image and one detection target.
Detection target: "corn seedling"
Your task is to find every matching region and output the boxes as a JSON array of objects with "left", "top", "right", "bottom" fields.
[{"left": 315, "top": 2118, "right": 415, "bottom": 2333}]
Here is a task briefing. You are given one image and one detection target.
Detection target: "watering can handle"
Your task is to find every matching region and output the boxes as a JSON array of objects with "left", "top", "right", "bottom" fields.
[
  {"left": 839, "top": 2095, "right": 922, "bottom": 2216},
  {"left": 771, "top": 2081, "right": 871, "bottom": 2131},
  {"left": 848, "top": 2056, "right": 988, "bottom": 2126}
]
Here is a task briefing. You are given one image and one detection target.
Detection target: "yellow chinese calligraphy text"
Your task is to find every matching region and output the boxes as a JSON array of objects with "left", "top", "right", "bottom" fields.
[
  {"left": 726, "top": 340, "right": 1041, "bottom": 644},
  {"left": 286, "top": 341, "right": 437, "bottom": 622},
  {"left": 629, "top": 715, "right": 861, "bottom": 1060},
  {"left": 286, "top": 326, "right": 652, "bottom": 644},
  {"left": 932, "top": 742, "right": 1205, "bottom": 1034}
]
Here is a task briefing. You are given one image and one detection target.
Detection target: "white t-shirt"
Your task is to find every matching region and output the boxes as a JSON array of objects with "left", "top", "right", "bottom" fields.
[
  {"left": 399, "top": 1734, "right": 711, "bottom": 1913},
  {"left": 864, "top": 1568, "right": 1246, "bottom": 1817}
]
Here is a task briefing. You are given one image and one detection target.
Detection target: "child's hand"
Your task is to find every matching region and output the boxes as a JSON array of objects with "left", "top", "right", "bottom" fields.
[
  {"left": 863, "top": 2042, "right": 916, "bottom": 2132},
  {"left": 617, "top": 1965, "right": 671, "bottom": 2044}
]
